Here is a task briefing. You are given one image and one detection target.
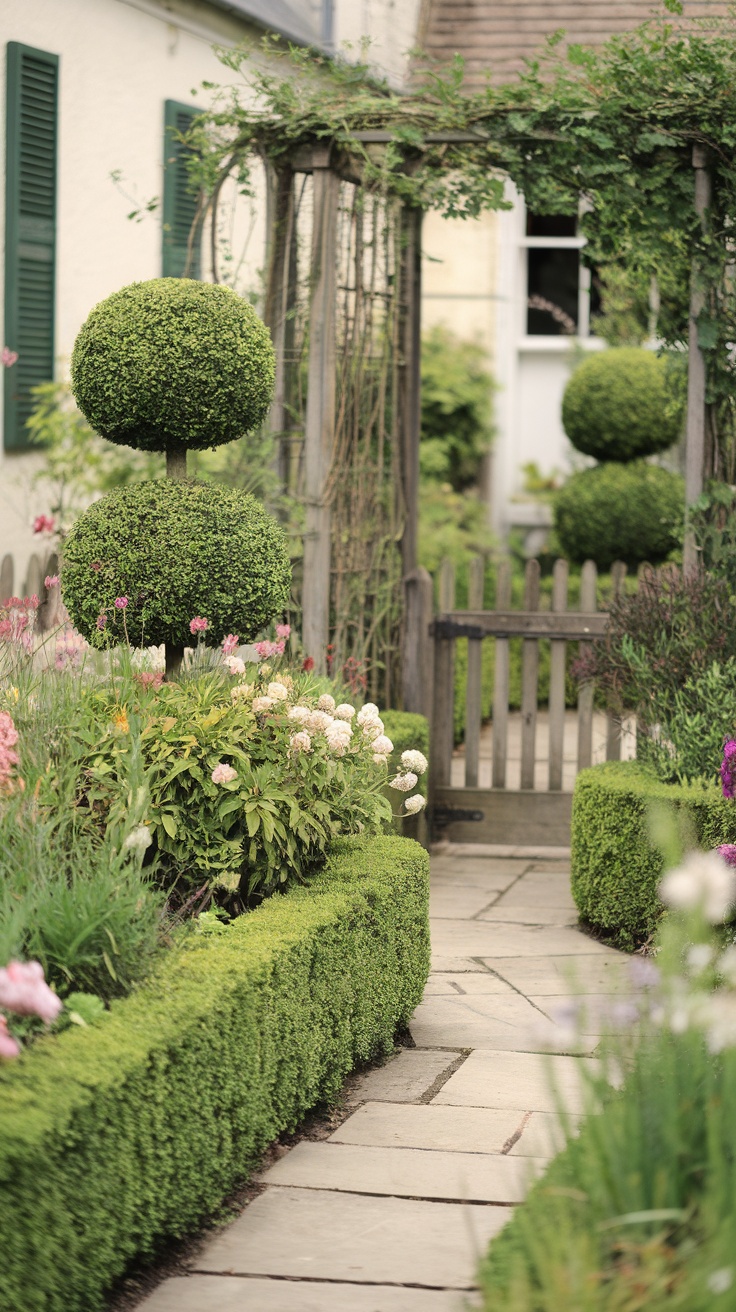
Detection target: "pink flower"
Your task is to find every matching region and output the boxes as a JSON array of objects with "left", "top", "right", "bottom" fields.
[
  {"left": 211, "top": 762, "right": 237, "bottom": 785},
  {"left": 96, "top": 614, "right": 107, "bottom": 630},
  {"left": 44, "top": 574, "right": 59, "bottom": 589},
  {"left": 222, "top": 634, "right": 240, "bottom": 655},
  {"left": 254, "top": 639, "right": 286, "bottom": 659},
  {"left": 276, "top": 624, "right": 291, "bottom": 640},
  {"left": 0, "top": 712, "right": 19, "bottom": 790},
  {"left": 0, "top": 961, "right": 62, "bottom": 1023},
  {"left": 1, "top": 347, "right": 18, "bottom": 369},
  {"left": 114, "top": 596, "right": 128, "bottom": 610},
  {"left": 189, "top": 616, "right": 209, "bottom": 635},
  {"left": 32, "top": 514, "right": 55, "bottom": 535},
  {"left": 0, "top": 1017, "right": 20, "bottom": 1060}
]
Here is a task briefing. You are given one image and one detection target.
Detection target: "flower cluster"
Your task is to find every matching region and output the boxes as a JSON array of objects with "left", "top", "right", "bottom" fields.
[
  {"left": 388, "top": 748, "right": 429, "bottom": 814},
  {"left": 660, "top": 850, "right": 736, "bottom": 924},
  {"left": 0, "top": 960, "right": 62, "bottom": 1060},
  {"left": 0, "top": 595, "right": 39, "bottom": 656},
  {"left": 32, "top": 513, "right": 55, "bottom": 535},
  {"left": 721, "top": 739, "right": 736, "bottom": 799},
  {"left": 189, "top": 616, "right": 208, "bottom": 635},
  {"left": 54, "top": 625, "right": 89, "bottom": 672},
  {"left": 0, "top": 711, "right": 19, "bottom": 791}
]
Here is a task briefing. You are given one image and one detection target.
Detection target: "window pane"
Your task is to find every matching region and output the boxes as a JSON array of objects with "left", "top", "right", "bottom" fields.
[
  {"left": 526, "top": 212, "right": 577, "bottom": 238},
  {"left": 527, "top": 248, "right": 580, "bottom": 335}
]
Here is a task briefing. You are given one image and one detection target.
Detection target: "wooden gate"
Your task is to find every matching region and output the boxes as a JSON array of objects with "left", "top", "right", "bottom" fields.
[{"left": 427, "top": 555, "right": 631, "bottom": 846}]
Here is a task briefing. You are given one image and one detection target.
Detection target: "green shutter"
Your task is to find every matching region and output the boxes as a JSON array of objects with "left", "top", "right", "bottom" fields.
[
  {"left": 162, "top": 101, "right": 202, "bottom": 279},
  {"left": 4, "top": 42, "right": 58, "bottom": 452}
]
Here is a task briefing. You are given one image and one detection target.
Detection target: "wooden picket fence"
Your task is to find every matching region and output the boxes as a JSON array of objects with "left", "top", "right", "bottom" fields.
[
  {"left": 423, "top": 554, "right": 634, "bottom": 846},
  {"left": 0, "top": 549, "right": 62, "bottom": 632}
]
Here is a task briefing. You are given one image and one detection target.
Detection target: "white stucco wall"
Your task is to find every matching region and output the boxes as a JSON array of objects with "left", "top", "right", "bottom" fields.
[
  {"left": 0, "top": 0, "right": 272, "bottom": 588},
  {"left": 333, "top": 0, "right": 422, "bottom": 85}
]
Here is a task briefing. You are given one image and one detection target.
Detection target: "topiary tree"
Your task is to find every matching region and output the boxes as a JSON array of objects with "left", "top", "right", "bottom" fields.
[
  {"left": 561, "top": 348, "right": 683, "bottom": 462},
  {"left": 63, "top": 278, "right": 286, "bottom": 673},
  {"left": 71, "top": 278, "right": 275, "bottom": 475},
  {"left": 554, "top": 462, "right": 684, "bottom": 570},
  {"left": 62, "top": 480, "right": 291, "bottom": 650}
]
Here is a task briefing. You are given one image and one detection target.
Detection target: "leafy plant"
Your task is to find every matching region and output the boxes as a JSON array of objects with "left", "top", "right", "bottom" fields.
[
  {"left": 554, "top": 462, "right": 684, "bottom": 569},
  {"left": 420, "top": 325, "right": 494, "bottom": 491},
  {"left": 632, "top": 659, "right": 736, "bottom": 786},
  {"left": 562, "top": 348, "right": 683, "bottom": 462}
]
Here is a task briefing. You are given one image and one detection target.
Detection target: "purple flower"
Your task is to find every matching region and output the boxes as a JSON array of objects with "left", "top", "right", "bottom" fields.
[
  {"left": 114, "top": 596, "right": 128, "bottom": 610},
  {"left": 96, "top": 614, "right": 107, "bottom": 631},
  {"left": 721, "top": 740, "right": 736, "bottom": 799},
  {"left": 718, "top": 844, "right": 736, "bottom": 868}
]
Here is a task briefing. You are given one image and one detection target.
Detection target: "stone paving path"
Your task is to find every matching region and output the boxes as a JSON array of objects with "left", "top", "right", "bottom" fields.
[{"left": 139, "top": 854, "right": 626, "bottom": 1312}]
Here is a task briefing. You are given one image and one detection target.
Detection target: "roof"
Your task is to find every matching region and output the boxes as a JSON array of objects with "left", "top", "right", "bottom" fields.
[
  {"left": 420, "top": 0, "right": 732, "bottom": 87},
  {"left": 205, "top": 0, "right": 321, "bottom": 46}
]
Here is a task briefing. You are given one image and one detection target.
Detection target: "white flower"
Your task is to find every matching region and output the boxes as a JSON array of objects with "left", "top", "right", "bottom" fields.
[
  {"left": 307, "top": 710, "right": 334, "bottom": 734},
  {"left": 401, "top": 749, "right": 428, "bottom": 776},
  {"left": 389, "top": 772, "right": 418, "bottom": 792},
  {"left": 371, "top": 734, "right": 393, "bottom": 757},
  {"left": 702, "top": 993, "right": 736, "bottom": 1053},
  {"left": 686, "top": 943, "right": 715, "bottom": 974},
  {"left": 223, "top": 655, "right": 246, "bottom": 676},
  {"left": 325, "top": 733, "right": 349, "bottom": 756},
  {"left": 659, "top": 851, "right": 736, "bottom": 923},
  {"left": 372, "top": 753, "right": 389, "bottom": 766},
  {"left": 334, "top": 703, "right": 356, "bottom": 720},
  {"left": 288, "top": 705, "right": 311, "bottom": 723},
  {"left": 318, "top": 693, "right": 336, "bottom": 712},
  {"left": 357, "top": 702, "right": 380, "bottom": 726},
  {"left": 231, "top": 682, "right": 254, "bottom": 701},
  {"left": 252, "top": 696, "right": 276, "bottom": 714},
  {"left": 363, "top": 718, "right": 385, "bottom": 741},
  {"left": 404, "top": 794, "right": 426, "bottom": 814},
  {"left": 718, "top": 945, "right": 736, "bottom": 986},
  {"left": 327, "top": 718, "right": 352, "bottom": 738},
  {"left": 289, "top": 730, "right": 312, "bottom": 754},
  {"left": 267, "top": 681, "right": 289, "bottom": 701},
  {"left": 211, "top": 762, "right": 238, "bottom": 784},
  {"left": 123, "top": 824, "right": 152, "bottom": 852},
  {"left": 707, "top": 1269, "right": 734, "bottom": 1295}
]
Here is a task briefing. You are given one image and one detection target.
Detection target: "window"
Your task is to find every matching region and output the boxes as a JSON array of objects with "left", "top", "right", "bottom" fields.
[
  {"left": 4, "top": 42, "right": 58, "bottom": 452},
  {"left": 162, "top": 101, "right": 202, "bottom": 279},
  {"left": 523, "top": 211, "right": 599, "bottom": 337}
]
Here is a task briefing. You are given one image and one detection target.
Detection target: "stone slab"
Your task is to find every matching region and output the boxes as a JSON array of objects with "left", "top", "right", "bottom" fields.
[
  {"left": 508, "top": 1110, "right": 582, "bottom": 1158},
  {"left": 194, "top": 1187, "right": 509, "bottom": 1289},
  {"left": 136, "top": 1275, "right": 467, "bottom": 1311},
  {"left": 423, "top": 974, "right": 514, "bottom": 997},
  {"left": 429, "top": 887, "right": 504, "bottom": 920},
  {"left": 347, "top": 1049, "right": 460, "bottom": 1104},
  {"left": 429, "top": 920, "right": 616, "bottom": 959},
  {"left": 433, "top": 1049, "right": 595, "bottom": 1114},
  {"left": 431, "top": 955, "right": 490, "bottom": 973},
  {"left": 476, "top": 906, "right": 578, "bottom": 926},
  {"left": 480, "top": 955, "right": 626, "bottom": 996},
  {"left": 529, "top": 993, "right": 636, "bottom": 1034},
  {"left": 430, "top": 858, "right": 530, "bottom": 885},
  {"left": 411, "top": 992, "right": 566, "bottom": 1053},
  {"left": 331, "top": 1101, "right": 526, "bottom": 1154},
  {"left": 260, "top": 1142, "right": 546, "bottom": 1204},
  {"left": 493, "top": 877, "right": 575, "bottom": 909}
]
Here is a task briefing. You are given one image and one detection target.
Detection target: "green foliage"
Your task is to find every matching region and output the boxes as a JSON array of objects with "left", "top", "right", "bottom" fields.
[
  {"left": 554, "top": 462, "right": 683, "bottom": 569},
  {"left": 689, "top": 481, "right": 736, "bottom": 593},
  {"left": 61, "top": 479, "right": 291, "bottom": 649},
  {"left": 79, "top": 673, "right": 394, "bottom": 901},
  {"left": 0, "top": 836, "right": 429, "bottom": 1312},
  {"left": 562, "top": 349, "right": 683, "bottom": 462},
  {"left": 570, "top": 761, "right": 736, "bottom": 947},
  {"left": 632, "top": 659, "right": 736, "bottom": 787},
  {"left": 420, "top": 326, "right": 494, "bottom": 491},
  {"left": 71, "top": 279, "right": 275, "bottom": 454},
  {"left": 590, "top": 264, "right": 651, "bottom": 347},
  {"left": 418, "top": 483, "right": 494, "bottom": 575}
]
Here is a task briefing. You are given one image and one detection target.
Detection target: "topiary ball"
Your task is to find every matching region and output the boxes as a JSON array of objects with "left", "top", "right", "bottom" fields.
[
  {"left": 61, "top": 479, "right": 291, "bottom": 649},
  {"left": 71, "top": 279, "right": 275, "bottom": 453},
  {"left": 553, "top": 462, "right": 684, "bottom": 570},
  {"left": 561, "top": 348, "right": 683, "bottom": 462}
]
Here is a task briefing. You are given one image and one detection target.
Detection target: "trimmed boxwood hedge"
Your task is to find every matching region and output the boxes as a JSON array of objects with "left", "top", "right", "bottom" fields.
[
  {"left": 0, "top": 835, "right": 429, "bottom": 1312},
  {"left": 571, "top": 761, "right": 736, "bottom": 947}
]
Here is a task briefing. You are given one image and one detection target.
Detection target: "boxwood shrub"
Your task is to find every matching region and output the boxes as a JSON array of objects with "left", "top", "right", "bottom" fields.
[
  {"left": 0, "top": 835, "right": 429, "bottom": 1312},
  {"left": 571, "top": 761, "right": 736, "bottom": 947},
  {"left": 561, "top": 347, "right": 682, "bottom": 462}
]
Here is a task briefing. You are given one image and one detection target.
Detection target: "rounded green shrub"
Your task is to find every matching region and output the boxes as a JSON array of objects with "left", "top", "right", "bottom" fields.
[
  {"left": 562, "top": 348, "right": 682, "bottom": 461},
  {"left": 71, "top": 279, "right": 275, "bottom": 453},
  {"left": 554, "top": 461, "right": 684, "bottom": 569},
  {"left": 61, "top": 479, "right": 291, "bottom": 648}
]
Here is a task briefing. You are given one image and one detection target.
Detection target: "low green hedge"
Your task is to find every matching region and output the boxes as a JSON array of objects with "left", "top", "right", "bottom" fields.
[
  {"left": 571, "top": 761, "right": 736, "bottom": 947},
  {"left": 0, "top": 836, "right": 429, "bottom": 1312}
]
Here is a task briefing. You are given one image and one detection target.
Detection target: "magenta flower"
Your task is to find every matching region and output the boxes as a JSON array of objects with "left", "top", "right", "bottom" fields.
[
  {"left": 189, "top": 616, "right": 209, "bottom": 635},
  {"left": 44, "top": 574, "right": 59, "bottom": 589},
  {"left": 1, "top": 347, "right": 18, "bottom": 369},
  {"left": 114, "top": 596, "right": 128, "bottom": 610},
  {"left": 222, "top": 634, "right": 240, "bottom": 655},
  {"left": 0, "top": 961, "right": 62, "bottom": 1023},
  {"left": 0, "top": 1016, "right": 20, "bottom": 1060},
  {"left": 721, "top": 739, "right": 736, "bottom": 799},
  {"left": 254, "top": 639, "right": 286, "bottom": 659},
  {"left": 718, "top": 844, "right": 736, "bottom": 868},
  {"left": 96, "top": 614, "right": 107, "bottom": 630},
  {"left": 276, "top": 624, "right": 291, "bottom": 640},
  {"left": 32, "top": 514, "right": 55, "bottom": 535}
]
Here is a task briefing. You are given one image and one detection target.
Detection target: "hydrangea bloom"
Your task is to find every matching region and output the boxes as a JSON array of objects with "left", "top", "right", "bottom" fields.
[
  {"left": 288, "top": 705, "right": 311, "bottom": 724},
  {"left": 211, "top": 762, "right": 237, "bottom": 784},
  {"left": 371, "top": 735, "right": 393, "bottom": 757},
  {"left": 267, "top": 681, "right": 289, "bottom": 702},
  {"left": 318, "top": 694, "right": 336, "bottom": 713},
  {"left": 231, "top": 683, "right": 255, "bottom": 701},
  {"left": 334, "top": 703, "right": 356, "bottom": 720},
  {"left": 357, "top": 703, "right": 380, "bottom": 726},
  {"left": 389, "top": 772, "right": 418, "bottom": 792},
  {"left": 401, "top": 749, "right": 428, "bottom": 776},
  {"left": 721, "top": 739, "right": 736, "bottom": 798},
  {"left": 289, "top": 730, "right": 312, "bottom": 753},
  {"left": 223, "top": 655, "right": 246, "bottom": 676},
  {"left": 123, "top": 824, "right": 153, "bottom": 852},
  {"left": 307, "top": 710, "right": 333, "bottom": 734},
  {"left": 252, "top": 696, "right": 276, "bottom": 713},
  {"left": 0, "top": 960, "right": 62, "bottom": 1023},
  {"left": 404, "top": 794, "right": 427, "bottom": 814},
  {"left": 660, "top": 851, "right": 736, "bottom": 923}
]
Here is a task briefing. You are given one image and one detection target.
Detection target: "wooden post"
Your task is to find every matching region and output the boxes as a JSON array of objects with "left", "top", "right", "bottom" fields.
[
  {"left": 431, "top": 559, "right": 456, "bottom": 790},
  {"left": 403, "top": 566, "right": 434, "bottom": 717},
  {"left": 263, "top": 164, "right": 296, "bottom": 488},
  {"left": 684, "top": 144, "right": 712, "bottom": 572},
  {"left": 491, "top": 557, "right": 512, "bottom": 789},
  {"left": 302, "top": 164, "right": 339, "bottom": 672},
  {"left": 0, "top": 554, "right": 13, "bottom": 604},
  {"left": 399, "top": 205, "right": 423, "bottom": 709},
  {"left": 576, "top": 560, "right": 598, "bottom": 772},
  {"left": 520, "top": 558, "right": 541, "bottom": 791},
  {"left": 548, "top": 557, "right": 569, "bottom": 791},
  {"left": 464, "top": 554, "right": 485, "bottom": 788},
  {"left": 605, "top": 560, "right": 627, "bottom": 761}
]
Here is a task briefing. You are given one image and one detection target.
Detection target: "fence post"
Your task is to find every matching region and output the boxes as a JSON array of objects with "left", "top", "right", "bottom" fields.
[
  {"left": 605, "top": 560, "right": 627, "bottom": 761},
  {"left": 464, "top": 554, "right": 485, "bottom": 788},
  {"left": 577, "top": 559, "right": 598, "bottom": 771},
  {"left": 548, "top": 557, "right": 569, "bottom": 791},
  {"left": 431, "top": 559, "right": 456, "bottom": 791},
  {"left": 491, "top": 557, "right": 512, "bottom": 789},
  {"left": 403, "top": 565, "right": 434, "bottom": 718},
  {"left": 0, "top": 554, "right": 13, "bottom": 605},
  {"left": 520, "top": 558, "right": 541, "bottom": 790}
]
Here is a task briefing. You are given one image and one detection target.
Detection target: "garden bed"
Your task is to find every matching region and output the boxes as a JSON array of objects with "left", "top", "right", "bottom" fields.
[
  {"left": 571, "top": 761, "right": 736, "bottom": 947},
  {"left": 0, "top": 834, "right": 429, "bottom": 1312}
]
